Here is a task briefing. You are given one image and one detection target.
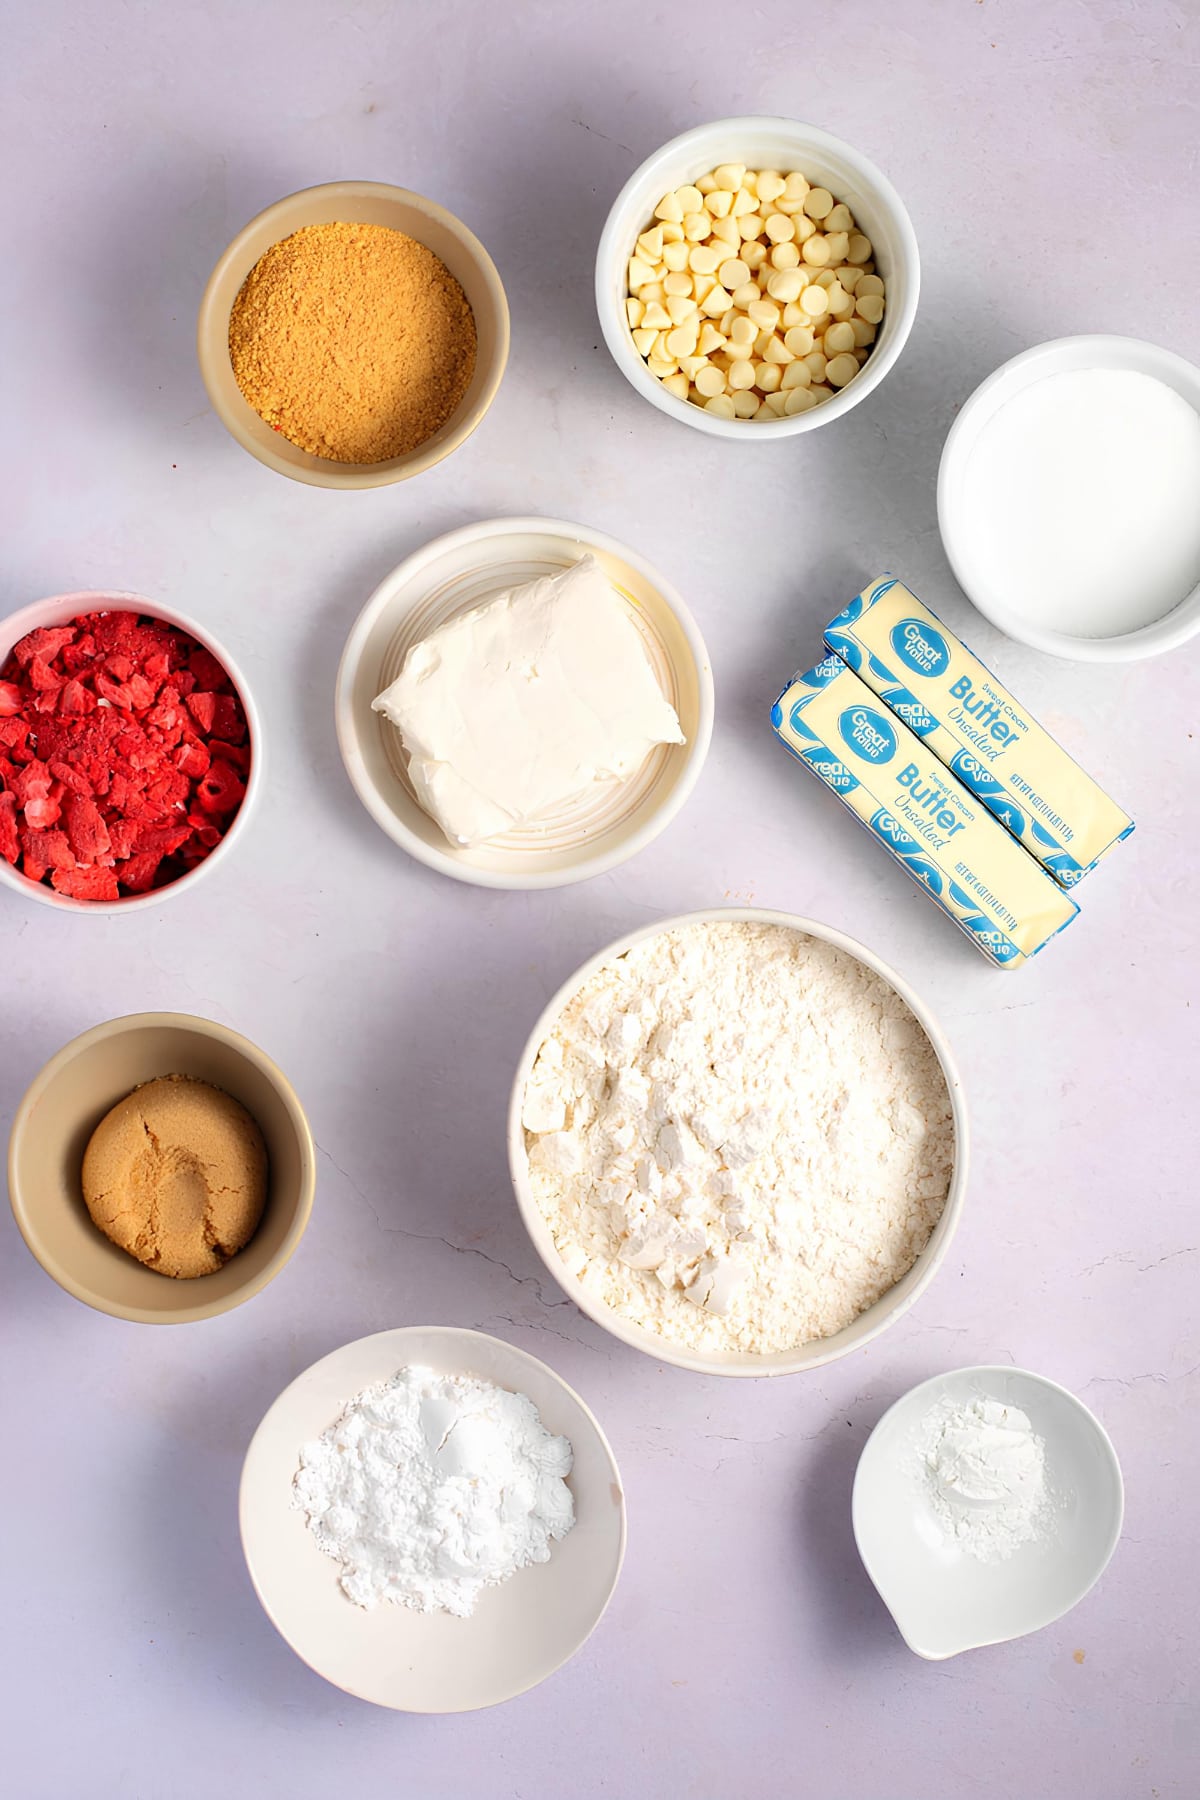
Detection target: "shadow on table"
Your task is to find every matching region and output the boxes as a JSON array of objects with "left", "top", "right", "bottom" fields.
[
  {"left": 135, "top": 1332, "right": 408, "bottom": 1721},
  {"left": 796, "top": 1370, "right": 938, "bottom": 1665}
]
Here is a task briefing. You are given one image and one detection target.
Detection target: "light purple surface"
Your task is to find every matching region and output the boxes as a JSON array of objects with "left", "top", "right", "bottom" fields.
[{"left": 2, "top": 3, "right": 1197, "bottom": 1796}]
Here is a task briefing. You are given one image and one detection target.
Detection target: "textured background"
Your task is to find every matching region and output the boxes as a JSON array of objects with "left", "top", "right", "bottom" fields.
[{"left": 2, "top": 2, "right": 1197, "bottom": 1796}]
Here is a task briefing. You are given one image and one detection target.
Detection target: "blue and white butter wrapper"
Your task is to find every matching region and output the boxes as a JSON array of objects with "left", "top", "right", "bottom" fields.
[
  {"left": 771, "top": 656, "right": 1079, "bottom": 968},
  {"left": 824, "top": 576, "right": 1134, "bottom": 888}
]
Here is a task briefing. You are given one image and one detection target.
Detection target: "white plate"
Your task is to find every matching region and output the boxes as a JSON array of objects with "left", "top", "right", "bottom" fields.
[
  {"left": 335, "top": 517, "right": 714, "bottom": 888},
  {"left": 852, "top": 1365, "right": 1123, "bottom": 1659},
  {"left": 240, "top": 1326, "right": 626, "bottom": 1711}
]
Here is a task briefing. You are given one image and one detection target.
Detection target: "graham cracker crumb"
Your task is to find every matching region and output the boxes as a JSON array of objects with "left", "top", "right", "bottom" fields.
[{"left": 228, "top": 221, "right": 477, "bottom": 463}]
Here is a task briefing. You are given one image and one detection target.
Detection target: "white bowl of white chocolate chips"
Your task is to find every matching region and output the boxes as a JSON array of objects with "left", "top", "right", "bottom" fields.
[{"left": 596, "top": 116, "right": 919, "bottom": 435}]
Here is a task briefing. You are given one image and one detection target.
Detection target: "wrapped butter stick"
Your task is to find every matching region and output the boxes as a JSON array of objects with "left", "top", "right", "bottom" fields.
[
  {"left": 772, "top": 657, "right": 1078, "bottom": 968},
  {"left": 824, "top": 576, "right": 1134, "bottom": 888}
]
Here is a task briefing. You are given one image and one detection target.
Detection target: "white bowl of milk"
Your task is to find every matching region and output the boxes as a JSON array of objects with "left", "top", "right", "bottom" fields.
[{"left": 938, "top": 335, "right": 1200, "bottom": 661}]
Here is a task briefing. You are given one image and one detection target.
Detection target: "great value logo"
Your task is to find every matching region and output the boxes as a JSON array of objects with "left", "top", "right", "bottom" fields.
[
  {"left": 837, "top": 705, "right": 897, "bottom": 765},
  {"left": 890, "top": 617, "right": 950, "bottom": 678}
]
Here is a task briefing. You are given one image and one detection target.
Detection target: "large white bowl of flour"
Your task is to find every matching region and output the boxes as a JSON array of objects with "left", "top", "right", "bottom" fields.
[{"left": 508, "top": 909, "right": 968, "bottom": 1376}]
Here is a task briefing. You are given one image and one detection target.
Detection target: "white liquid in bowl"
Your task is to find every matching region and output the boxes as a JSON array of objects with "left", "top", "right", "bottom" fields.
[{"left": 960, "top": 367, "right": 1200, "bottom": 638}]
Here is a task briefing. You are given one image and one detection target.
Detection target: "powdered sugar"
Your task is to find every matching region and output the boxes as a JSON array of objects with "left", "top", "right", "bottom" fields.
[
  {"left": 291, "top": 1365, "right": 575, "bottom": 1616},
  {"left": 522, "top": 921, "right": 954, "bottom": 1355},
  {"left": 916, "top": 1394, "right": 1051, "bottom": 1561}
]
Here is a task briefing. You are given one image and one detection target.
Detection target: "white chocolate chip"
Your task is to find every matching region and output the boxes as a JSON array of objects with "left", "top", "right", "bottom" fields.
[{"left": 826, "top": 352, "right": 859, "bottom": 386}]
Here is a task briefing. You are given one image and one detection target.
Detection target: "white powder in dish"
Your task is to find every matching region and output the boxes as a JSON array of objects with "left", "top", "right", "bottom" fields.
[
  {"left": 291, "top": 1366, "right": 574, "bottom": 1616},
  {"left": 522, "top": 921, "right": 954, "bottom": 1355},
  {"left": 916, "top": 1393, "right": 1050, "bottom": 1561},
  {"left": 960, "top": 367, "right": 1200, "bottom": 638}
]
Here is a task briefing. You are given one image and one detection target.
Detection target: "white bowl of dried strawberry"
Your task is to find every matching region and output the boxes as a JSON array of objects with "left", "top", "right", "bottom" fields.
[{"left": 0, "top": 592, "right": 260, "bottom": 913}]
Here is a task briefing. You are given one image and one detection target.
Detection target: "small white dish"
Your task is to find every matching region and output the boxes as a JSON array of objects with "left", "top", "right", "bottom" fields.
[
  {"left": 0, "top": 591, "right": 261, "bottom": 915},
  {"left": 508, "top": 908, "right": 968, "bottom": 1377},
  {"left": 938, "top": 335, "right": 1200, "bottom": 661},
  {"left": 596, "top": 116, "right": 919, "bottom": 438},
  {"left": 335, "top": 517, "right": 714, "bottom": 889},
  {"left": 240, "top": 1326, "right": 626, "bottom": 1713},
  {"left": 852, "top": 1365, "right": 1123, "bottom": 1659}
]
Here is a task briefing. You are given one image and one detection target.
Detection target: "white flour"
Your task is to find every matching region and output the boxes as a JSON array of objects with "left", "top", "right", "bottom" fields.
[
  {"left": 917, "top": 1394, "right": 1049, "bottom": 1561},
  {"left": 291, "top": 1366, "right": 574, "bottom": 1616},
  {"left": 523, "top": 921, "right": 954, "bottom": 1354}
]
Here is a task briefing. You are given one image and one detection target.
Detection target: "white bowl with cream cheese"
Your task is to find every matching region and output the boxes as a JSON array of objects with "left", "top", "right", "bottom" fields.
[
  {"left": 939, "top": 335, "right": 1200, "bottom": 661},
  {"left": 335, "top": 518, "right": 714, "bottom": 888}
]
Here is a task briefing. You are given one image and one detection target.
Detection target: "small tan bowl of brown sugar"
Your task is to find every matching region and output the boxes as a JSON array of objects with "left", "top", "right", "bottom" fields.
[
  {"left": 8, "top": 1012, "right": 316, "bottom": 1323},
  {"left": 198, "top": 181, "right": 509, "bottom": 489}
]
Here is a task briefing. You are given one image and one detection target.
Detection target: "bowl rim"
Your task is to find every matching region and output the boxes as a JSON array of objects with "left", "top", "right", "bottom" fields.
[
  {"left": 333, "top": 514, "right": 716, "bottom": 890},
  {"left": 197, "top": 179, "right": 511, "bottom": 490},
  {"left": 850, "top": 1362, "right": 1125, "bottom": 1658},
  {"left": 595, "top": 114, "right": 920, "bottom": 439},
  {"left": 7, "top": 1010, "right": 316, "bottom": 1324},
  {"left": 937, "top": 332, "right": 1200, "bottom": 662},
  {"left": 507, "top": 905, "right": 969, "bottom": 1376},
  {"left": 238, "top": 1323, "right": 628, "bottom": 1712},
  {"left": 0, "top": 590, "right": 261, "bottom": 915}
]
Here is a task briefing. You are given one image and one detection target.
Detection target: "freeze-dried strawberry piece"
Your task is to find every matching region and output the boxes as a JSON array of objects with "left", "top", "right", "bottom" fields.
[
  {"left": 48, "top": 757, "right": 94, "bottom": 798},
  {"left": 187, "top": 645, "right": 230, "bottom": 690},
  {"left": 58, "top": 678, "right": 96, "bottom": 715},
  {"left": 59, "top": 632, "right": 96, "bottom": 675},
  {"left": 114, "top": 850, "right": 163, "bottom": 892},
  {"left": 143, "top": 767, "right": 189, "bottom": 813},
  {"left": 29, "top": 655, "right": 62, "bottom": 693},
  {"left": 144, "top": 651, "right": 170, "bottom": 687},
  {"left": 0, "top": 681, "right": 21, "bottom": 716},
  {"left": 129, "top": 819, "right": 192, "bottom": 858},
  {"left": 23, "top": 792, "right": 63, "bottom": 830},
  {"left": 12, "top": 758, "right": 52, "bottom": 807},
  {"left": 210, "top": 739, "right": 251, "bottom": 774},
  {"left": 20, "top": 827, "right": 75, "bottom": 871},
  {"left": 105, "top": 652, "right": 134, "bottom": 682},
  {"left": 11, "top": 626, "right": 76, "bottom": 668},
  {"left": 210, "top": 693, "right": 246, "bottom": 741},
  {"left": 175, "top": 741, "right": 209, "bottom": 780},
  {"left": 63, "top": 791, "right": 112, "bottom": 863},
  {"left": 51, "top": 865, "right": 120, "bottom": 901},
  {"left": 195, "top": 758, "right": 245, "bottom": 815},
  {"left": 88, "top": 611, "right": 142, "bottom": 653},
  {"left": 186, "top": 692, "right": 217, "bottom": 733},
  {"left": 0, "top": 716, "right": 28, "bottom": 748},
  {"left": 95, "top": 671, "right": 151, "bottom": 710},
  {"left": 0, "top": 792, "right": 17, "bottom": 863}
]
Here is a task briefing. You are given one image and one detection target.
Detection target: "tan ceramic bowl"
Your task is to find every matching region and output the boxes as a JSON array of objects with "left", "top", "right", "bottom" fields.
[
  {"left": 197, "top": 181, "right": 509, "bottom": 488},
  {"left": 8, "top": 1013, "right": 315, "bottom": 1323}
]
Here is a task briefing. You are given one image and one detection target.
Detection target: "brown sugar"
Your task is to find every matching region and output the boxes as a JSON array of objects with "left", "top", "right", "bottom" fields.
[
  {"left": 81, "top": 1076, "right": 268, "bottom": 1279},
  {"left": 228, "top": 221, "right": 477, "bottom": 463}
]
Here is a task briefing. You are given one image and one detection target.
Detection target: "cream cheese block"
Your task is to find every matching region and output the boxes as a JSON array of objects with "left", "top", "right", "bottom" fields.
[{"left": 373, "top": 556, "right": 684, "bottom": 846}]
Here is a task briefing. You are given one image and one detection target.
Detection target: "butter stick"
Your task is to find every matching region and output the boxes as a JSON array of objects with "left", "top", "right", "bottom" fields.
[
  {"left": 824, "top": 576, "right": 1134, "bottom": 888},
  {"left": 771, "top": 657, "right": 1079, "bottom": 968}
]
